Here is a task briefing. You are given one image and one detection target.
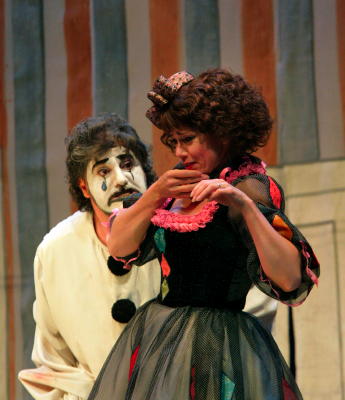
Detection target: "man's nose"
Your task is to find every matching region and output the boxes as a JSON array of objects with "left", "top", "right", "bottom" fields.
[{"left": 113, "top": 165, "right": 129, "bottom": 187}]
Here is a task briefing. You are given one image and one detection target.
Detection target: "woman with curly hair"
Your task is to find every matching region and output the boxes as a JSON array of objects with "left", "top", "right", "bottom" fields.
[{"left": 88, "top": 69, "right": 319, "bottom": 400}]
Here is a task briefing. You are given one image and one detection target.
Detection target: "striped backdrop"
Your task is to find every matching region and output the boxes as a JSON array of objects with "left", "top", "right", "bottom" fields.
[{"left": 1, "top": 1, "right": 344, "bottom": 399}]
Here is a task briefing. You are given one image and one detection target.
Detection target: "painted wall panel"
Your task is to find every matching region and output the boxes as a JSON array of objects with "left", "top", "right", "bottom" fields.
[
  {"left": 64, "top": 0, "right": 92, "bottom": 130},
  {"left": 337, "top": 0, "right": 345, "bottom": 148},
  {"left": 219, "top": 0, "right": 243, "bottom": 75},
  {"left": 277, "top": 0, "right": 319, "bottom": 164},
  {"left": 126, "top": 0, "right": 152, "bottom": 146},
  {"left": 184, "top": 0, "right": 220, "bottom": 75},
  {"left": 149, "top": 0, "right": 181, "bottom": 175},
  {"left": 44, "top": 0, "right": 70, "bottom": 227},
  {"left": 242, "top": 0, "right": 277, "bottom": 165},
  {"left": 314, "top": 0, "right": 345, "bottom": 159},
  {"left": 92, "top": 0, "right": 128, "bottom": 118},
  {"left": 11, "top": 1, "right": 49, "bottom": 399}
]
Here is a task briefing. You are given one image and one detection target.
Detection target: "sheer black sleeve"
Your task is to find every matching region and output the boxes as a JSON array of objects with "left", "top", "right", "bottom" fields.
[{"left": 231, "top": 174, "right": 320, "bottom": 306}]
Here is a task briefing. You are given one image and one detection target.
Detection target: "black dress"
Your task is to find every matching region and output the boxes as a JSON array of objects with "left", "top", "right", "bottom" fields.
[{"left": 88, "top": 160, "right": 319, "bottom": 400}]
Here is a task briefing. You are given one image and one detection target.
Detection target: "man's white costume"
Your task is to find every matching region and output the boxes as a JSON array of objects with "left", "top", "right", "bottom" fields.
[{"left": 19, "top": 211, "right": 161, "bottom": 400}]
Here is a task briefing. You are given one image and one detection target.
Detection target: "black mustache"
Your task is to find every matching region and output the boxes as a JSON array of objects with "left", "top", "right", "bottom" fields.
[{"left": 108, "top": 188, "right": 137, "bottom": 205}]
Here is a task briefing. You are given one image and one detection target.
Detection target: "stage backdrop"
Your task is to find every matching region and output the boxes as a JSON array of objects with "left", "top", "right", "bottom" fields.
[{"left": 1, "top": 1, "right": 345, "bottom": 399}]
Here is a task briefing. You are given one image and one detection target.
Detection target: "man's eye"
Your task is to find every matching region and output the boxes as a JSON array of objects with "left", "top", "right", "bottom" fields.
[
  {"left": 120, "top": 159, "right": 133, "bottom": 170},
  {"left": 98, "top": 168, "right": 110, "bottom": 177}
]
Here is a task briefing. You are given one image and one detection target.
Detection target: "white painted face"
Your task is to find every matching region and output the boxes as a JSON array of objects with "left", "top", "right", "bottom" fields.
[{"left": 85, "top": 146, "right": 147, "bottom": 214}]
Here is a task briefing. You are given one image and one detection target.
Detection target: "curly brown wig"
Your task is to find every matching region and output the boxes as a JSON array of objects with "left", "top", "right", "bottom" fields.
[
  {"left": 148, "top": 68, "right": 273, "bottom": 161},
  {"left": 65, "top": 113, "right": 156, "bottom": 211}
]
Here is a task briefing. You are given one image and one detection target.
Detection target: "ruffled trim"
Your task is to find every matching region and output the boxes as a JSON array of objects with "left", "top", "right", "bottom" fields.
[
  {"left": 113, "top": 249, "right": 141, "bottom": 271},
  {"left": 220, "top": 156, "right": 266, "bottom": 184},
  {"left": 151, "top": 201, "right": 219, "bottom": 232},
  {"left": 151, "top": 158, "right": 266, "bottom": 233}
]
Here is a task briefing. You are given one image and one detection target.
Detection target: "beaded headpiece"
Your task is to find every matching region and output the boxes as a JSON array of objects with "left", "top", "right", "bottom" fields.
[{"left": 146, "top": 71, "right": 194, "bottom": 128}]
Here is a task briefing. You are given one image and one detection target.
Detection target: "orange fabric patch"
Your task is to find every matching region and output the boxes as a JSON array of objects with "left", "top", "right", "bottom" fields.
[
  {"left": 272, "top": 215, "right": 293, "bottom": 241},
  {"left": 161, "top": 253, "right": 171, "bottom": 277}
]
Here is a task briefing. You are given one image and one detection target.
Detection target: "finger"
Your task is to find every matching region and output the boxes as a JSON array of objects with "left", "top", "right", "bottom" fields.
[
  {"left": 171, "top": 176, "right": 207, "bottom": 188},
  {"left": 167, "top": 169, "right": 204, "bottom": 179},
  {"left": 171, "top": 183, "right": 200, "bottom": 195},
  {"left": 190, "top": 181, "right": 209, "bottom": 199},
  {"left": 208, "top": 186, "right": 235, "bottom": 204},
  {"left": 192, "top": 185, "right": 218, "bottom": 202},
  {"left": 191, "top": 180, "right": 225, "bottom": 200}
]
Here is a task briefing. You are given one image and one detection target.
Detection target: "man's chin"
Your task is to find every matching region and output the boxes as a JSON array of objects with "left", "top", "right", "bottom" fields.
[{"left": 106, "top": 200, "right": 124, "bottom": 212}]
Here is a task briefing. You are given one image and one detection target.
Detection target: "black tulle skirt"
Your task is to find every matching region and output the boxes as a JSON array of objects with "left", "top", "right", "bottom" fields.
[{"left": 88, "top": 300, "right": 302, "bottom": 400}]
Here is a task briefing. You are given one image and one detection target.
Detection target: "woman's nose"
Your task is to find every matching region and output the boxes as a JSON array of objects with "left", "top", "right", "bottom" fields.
[{"left": 174, "top": 142, "right": 187, "bottom": 158}]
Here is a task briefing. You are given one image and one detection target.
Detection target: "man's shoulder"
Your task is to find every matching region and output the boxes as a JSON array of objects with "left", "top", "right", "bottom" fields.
[{"left": 38, "top": 211, "right": 93, "bottom": 251}]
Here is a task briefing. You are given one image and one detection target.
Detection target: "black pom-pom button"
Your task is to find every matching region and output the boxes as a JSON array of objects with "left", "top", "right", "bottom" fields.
[
  {"left": 111, "top": 299, "right": 136, "bottom": 323},
  {"left": 107, "top": 256, "right": 130, "bottom": 276}
]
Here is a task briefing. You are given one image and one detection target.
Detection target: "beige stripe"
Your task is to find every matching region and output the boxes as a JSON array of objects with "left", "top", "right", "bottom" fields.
[
  {"left": 314, "top": 0, "right": 345, "bottom": 159},
  {"left": 44, "top": 0, "right": 70, "bottom": 227},
  {"left": 126, "top": 0, "right": 153, "bottom": 147},
  {"left": 219, "top": 0, "right": 243, "bottom": 75}
]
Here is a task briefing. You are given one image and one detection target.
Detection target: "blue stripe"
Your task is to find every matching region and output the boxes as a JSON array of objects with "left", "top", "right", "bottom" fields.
[
  {"left": 277, "top": 0, "right": 319, "bottom": 164},
  {"left": 11, "top": 0, "right": 48, "bottom": 394},
  {"left": 184, "top": 0, "right": 220, "bottom": 75},
  {"left": 92, "top": 0, "right": 128, "bottom": 118}
]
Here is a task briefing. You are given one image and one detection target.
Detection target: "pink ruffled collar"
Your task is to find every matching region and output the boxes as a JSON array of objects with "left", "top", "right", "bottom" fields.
[
  {"left": 219, "top": 156, "right": 266, "bottom": 184},
  {"left": 151, "top": 157, "right": 267, "bottom": 233},
  {"left": 151, "top": 200, "right": 219, "bottom": 232}
]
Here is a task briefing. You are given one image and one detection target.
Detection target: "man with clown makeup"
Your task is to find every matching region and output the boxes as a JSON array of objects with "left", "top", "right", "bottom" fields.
[{"left": 18, "top": 113, "right": 161, "bottom": 400}]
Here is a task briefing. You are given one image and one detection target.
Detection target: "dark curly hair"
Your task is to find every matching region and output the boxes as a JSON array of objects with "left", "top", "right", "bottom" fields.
[
  {"left": 149, "top": 68, "right": 273, "bottom": 161},
  {"left": 65, "top": 113, "right": 156, "bottom": 211}
]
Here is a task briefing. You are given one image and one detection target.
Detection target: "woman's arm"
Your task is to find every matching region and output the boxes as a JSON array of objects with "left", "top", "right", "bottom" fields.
[
  {"left": 190, "top": 179, "right": 301, "bottom": 292},
  {"left": 239, "top": 197, "right": 301, "bottom": 291},
  {"left": 108, "top": 169, "right": 207, "bottom": 257}
]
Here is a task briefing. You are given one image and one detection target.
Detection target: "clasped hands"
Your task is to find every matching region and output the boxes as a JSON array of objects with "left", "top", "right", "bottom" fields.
[{"left": 152, "top": 169, "right": 250, "bottom": 211}]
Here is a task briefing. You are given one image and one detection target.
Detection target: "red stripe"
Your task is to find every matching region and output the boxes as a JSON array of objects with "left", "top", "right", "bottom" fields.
[
  {"left": 149, "top": 0, "right": 181, "bottom": 175},
  {"left": 64, "top": 0, "right": 92, "bottom": 212},
  {"left": 0, "top": 0, "right": 16, "bottom": 398},
  {"left": 128, "top": 345, "right": 140, "bottom": 380},
  {"left": 337, "top": 0, "right": 345, "bottom": 145},
  {"left": 64, "top": 0, "right": 92, "bottom": 131},
  {"left": 242, "top": 0, "right": 277, "bottom": 166}
]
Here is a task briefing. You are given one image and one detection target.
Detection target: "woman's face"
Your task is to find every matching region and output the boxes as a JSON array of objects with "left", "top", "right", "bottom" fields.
[{"left": 168, "top": 129, "right": 220, "bottom": 174}]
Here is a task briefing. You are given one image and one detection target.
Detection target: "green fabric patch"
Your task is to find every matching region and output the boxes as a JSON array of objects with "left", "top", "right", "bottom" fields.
[
  {"left": 154, "top": 228, "right": 166, "bottom": 253},
  {"left": 161, "top": 278, "right": 169, "bottom": 300},
  {"left": 221, "top": 374, "right": 235, "bottom": 400}
]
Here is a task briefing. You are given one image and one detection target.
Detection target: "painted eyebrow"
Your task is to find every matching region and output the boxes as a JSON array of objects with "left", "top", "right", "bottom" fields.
[
  {"left": 92, "top": 158, "right": 109, "bottom": 172},
  {"left": 175, "top": 131, "right": 195, "bottom": 136},
  {"left": 117, "top": 153, "right": 133, "bottom": 161}
]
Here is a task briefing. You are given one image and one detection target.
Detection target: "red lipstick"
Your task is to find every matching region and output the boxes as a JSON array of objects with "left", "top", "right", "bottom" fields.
[{"left": 184, "top": 162, "right": 195, "bottom": 170}]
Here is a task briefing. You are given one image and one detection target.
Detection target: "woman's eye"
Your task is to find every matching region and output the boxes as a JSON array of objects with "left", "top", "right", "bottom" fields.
[
  {"left": 182, "top": 136, "right": 195, "bottom": 144},
  {"left": 168, "top": 139, "right": 177, "bottom": 149}
]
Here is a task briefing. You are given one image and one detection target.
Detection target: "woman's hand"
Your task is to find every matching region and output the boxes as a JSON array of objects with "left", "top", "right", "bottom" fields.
[
  {"left": 149, "top": 169, "right": 209, "bottom": 201},
  {"left": 191, "top": 178, "right": 301, "bottom": 292},
  {"left": 190, "top": 179, "right": 251, "bottom": 212}
]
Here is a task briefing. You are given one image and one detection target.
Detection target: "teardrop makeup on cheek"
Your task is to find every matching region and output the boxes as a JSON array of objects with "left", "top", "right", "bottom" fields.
[{"left": 101, "top": 177, "right": 107, "bottom": 191}]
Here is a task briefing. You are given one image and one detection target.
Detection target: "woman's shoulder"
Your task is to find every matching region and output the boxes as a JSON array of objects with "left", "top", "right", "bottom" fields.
[{"left": 221, "top": 156, "right": 285, "bottom": 210}]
